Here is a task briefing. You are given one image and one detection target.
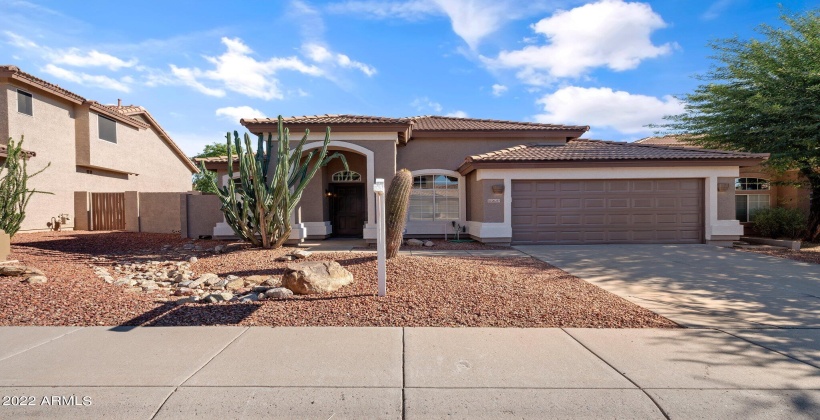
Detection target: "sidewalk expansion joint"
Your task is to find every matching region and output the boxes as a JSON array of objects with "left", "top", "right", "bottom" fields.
[
  {"left": 716, "top": 328, "right": 820, "bottom": 370},
  {"left": 560, "top": 328, "right": 671, "bottom": 420},
  {"left": 150, "top": 326, "right": 249, "bottom": 420},
  {"left": 0, "top": 327, "right": 83, "bottom": 363}
]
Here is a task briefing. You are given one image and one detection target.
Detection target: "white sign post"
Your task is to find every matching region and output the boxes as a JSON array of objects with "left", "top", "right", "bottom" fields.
[{"left": 374, "top": 178, "right": 387, "bottom": 296}]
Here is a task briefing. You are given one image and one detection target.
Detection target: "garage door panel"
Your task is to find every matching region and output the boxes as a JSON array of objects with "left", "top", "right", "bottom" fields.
[{"left": 511, "top": 179, "right": 704, "bottom": 244}]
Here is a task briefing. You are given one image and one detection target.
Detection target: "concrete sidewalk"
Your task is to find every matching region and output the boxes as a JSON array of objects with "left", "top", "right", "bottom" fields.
[{"left": 0, "top": 326, "right": 818, "bottom": 419}]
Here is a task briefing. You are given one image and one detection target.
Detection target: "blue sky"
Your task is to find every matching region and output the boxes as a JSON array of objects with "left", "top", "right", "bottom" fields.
[{"left": 1, "top": 0, "right": 818, "bottom": 155}]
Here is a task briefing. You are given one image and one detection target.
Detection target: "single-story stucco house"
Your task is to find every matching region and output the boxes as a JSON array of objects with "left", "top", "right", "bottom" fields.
[
  {"left": 636, "top": 135, "right": 810, "bottom": 232},
  {"left": 0, "top": 65, "right": 198, "bottom": 232},
  {"left": 196, "top": 114, "right": 766, "bottom": 246}
]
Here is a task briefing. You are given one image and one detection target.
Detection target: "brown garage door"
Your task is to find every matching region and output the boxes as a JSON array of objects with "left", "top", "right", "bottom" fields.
[{"left": 511, "top": 179, "right": 703, "bottom": 244}]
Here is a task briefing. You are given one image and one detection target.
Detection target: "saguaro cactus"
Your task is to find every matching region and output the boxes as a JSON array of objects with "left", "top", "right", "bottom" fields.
[{"left": 385, "top": 169, "right": 413, "bottom": 258}]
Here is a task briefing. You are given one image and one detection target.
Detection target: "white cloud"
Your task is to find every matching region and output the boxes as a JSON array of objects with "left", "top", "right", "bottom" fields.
[
  {"left": 326, "top": 0, "right": 439, "bottom": 20},
  {"left": 328, "top": 0, "right": 557, "bottom": 49},
  {"left": 215, "top": 106, "right": 267, "bottom": 123},
  {"left": 53, "top": 49, "right": 137, "bottom": 70},
  {"left": 534, "top": 86, "right": 684, "bottom": 135},
  {"left": 701, "top": 0, "right": 736, "bottom": 20},
  {"left": 485, "top": 0, "right": 672, "bottom": 84},
  {"left": 445, "top": 110, "right": 469, "bottom": 118},
  {"left": 411, "top": 97, "right": 443, "bottom": 113},
  {"left": 169, "top": 37, "right": 323, "bottom": 100},
  {"left": 491, "top": 84, "right": 508, "bottom": 97},
  {"left": 302, "top": 43, "right": 377, "bottom": 76},
  {"left": 41, "top": 64, "right": 131, "bottom": 92}
]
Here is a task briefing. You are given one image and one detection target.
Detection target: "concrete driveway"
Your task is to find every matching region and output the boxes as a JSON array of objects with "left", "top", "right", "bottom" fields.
[{"left": 515, "top": 244, "right": 820, "bottom": 329}]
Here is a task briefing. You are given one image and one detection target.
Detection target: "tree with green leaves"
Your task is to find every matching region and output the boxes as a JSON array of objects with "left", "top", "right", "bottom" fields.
[
  {"left": 191, "top": 142, "right": 229, "bottom": 193},
  {"left": 0, "top": 137, "right": 51, "bottom": 237},
  {"left": 200, "top": 116, "right": 346, "bottom": 249},
  {"left": 659, "top": 8, "right": 820, "bottom": 240}
]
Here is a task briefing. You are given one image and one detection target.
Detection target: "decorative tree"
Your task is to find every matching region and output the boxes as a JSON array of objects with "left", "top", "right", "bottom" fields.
[
  {"left": 192, "top": 142, "right": 229, "bottom": 193},
  {"left": 657, "top": 8, "right": 820, "bottom": 240},
  {"left": 0, "top": 137, "right": 51, "bottom": 237},
  {"left": 200, "top": 116, "right": 346, "bottom": 249},
  {"left": 385, "top": 169, "right": 413, "bottom": 258}
]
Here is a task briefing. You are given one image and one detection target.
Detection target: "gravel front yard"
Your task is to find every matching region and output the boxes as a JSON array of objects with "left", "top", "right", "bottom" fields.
[
  {"left": 737, "top": 242, "right": 820, "bottom": 265},
  {"left": 2, "top": 231, "right": 677, "bottom": 328}
]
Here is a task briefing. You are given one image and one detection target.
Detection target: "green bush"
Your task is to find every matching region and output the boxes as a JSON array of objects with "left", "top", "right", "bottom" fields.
[{"left": 751, "top": 207, "right": 806, "bottom": 239}]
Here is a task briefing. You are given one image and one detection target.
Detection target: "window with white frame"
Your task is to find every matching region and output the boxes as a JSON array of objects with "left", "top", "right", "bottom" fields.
[
  {"left": 331, "top": 170, "right": 361, "bottom": 182},
  {"left": 736, "top": 177, "right": 769, "bottom": 191},
  {"left": 409, "top": 174, "right": 459, "bottom": 221},
  {"left": 735, "top": 178, "right": 770, "bottom": 222}
]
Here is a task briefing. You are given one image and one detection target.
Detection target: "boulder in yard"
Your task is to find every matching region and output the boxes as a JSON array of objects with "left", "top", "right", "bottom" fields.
[
  {"left": 0, "top": 265, "right": 43, "bottom": 277},
  {"left": 291, "top": 249, "right": 312, "bottom": 259},
  {"left": 264, "top": 287, "right": 294, "bottom": 299},
  {"left": 282, "top": 261, "right": 353, "bottom": 295},
  {"left": 423, "top": 241, "right": 434, "bottom": 247},
  {"left": 244, "top": 275, "right": 271, "bottom": 285},
  {"left": 24, "top": 275, "right": 47, "bottom": 284},
  {"left": 406, "top": 239, "right": 424, "bottom": 246},
  {"left": 225, "top": 278, "right": 245, "bottom": 291},
  {"left": 203, "top": 292, "right": 234, "bottom": 303},
  {"left": 275, "top": 255, "right": 294, "bottom": 262}
]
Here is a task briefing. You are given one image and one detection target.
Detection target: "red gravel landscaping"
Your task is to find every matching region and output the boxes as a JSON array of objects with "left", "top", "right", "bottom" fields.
[
  {"left": 737, "top": 242, "right": 820, "bottom": 265},
  {"left": 2, "top": 231, "right": 678, "bottom": 328}
]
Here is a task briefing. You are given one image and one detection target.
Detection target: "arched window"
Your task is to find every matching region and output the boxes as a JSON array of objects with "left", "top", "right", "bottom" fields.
[
  {"left": 332, "top": 171, "right": 361, "bottom": 182},
  {"left": 409, "top": 174, "right": 459, "bottom": 221},
  {"left": 735, "top": 177, "right": 770, "bottom": 222}
]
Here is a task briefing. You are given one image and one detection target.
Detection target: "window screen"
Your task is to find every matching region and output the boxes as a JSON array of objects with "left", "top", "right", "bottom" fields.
[
  {"left": 17, "top": 90, "right": 32, "bottom": 116},
  {"left": 98, "top": 115, "right": 117, "bottom": 143},
  {"left": 409, "top": 175, "right": 459, "bottom": 221}
]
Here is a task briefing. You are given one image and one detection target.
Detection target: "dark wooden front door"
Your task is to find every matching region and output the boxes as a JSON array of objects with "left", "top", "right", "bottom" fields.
[{"left": 330, "top": 184, "right": 365, "bottom": 237}]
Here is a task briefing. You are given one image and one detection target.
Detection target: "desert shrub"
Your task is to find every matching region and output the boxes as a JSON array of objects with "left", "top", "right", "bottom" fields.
[{"left": 752, "top": 207, "right": 806, "bottom": 239}]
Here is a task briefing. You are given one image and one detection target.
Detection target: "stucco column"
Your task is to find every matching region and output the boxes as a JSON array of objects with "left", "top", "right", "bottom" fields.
[
  {"left": 124, "top": 191, "right": 139, "bottom": 232},
  {"left": 73, "top": 191, "right": 90, "bottom": 231}
]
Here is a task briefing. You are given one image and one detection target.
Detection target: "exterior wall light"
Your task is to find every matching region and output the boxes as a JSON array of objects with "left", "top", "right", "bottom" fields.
[{"left": 491, "top": 184, "right": 505, "bottom": 194}]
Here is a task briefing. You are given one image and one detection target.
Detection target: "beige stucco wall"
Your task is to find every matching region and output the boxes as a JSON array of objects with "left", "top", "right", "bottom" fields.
[
  {"left": 397, "top": 137, "right": 566, "bottom": 172},
  {"left": 717, "top": 176, "right": 736, "bottom": 220},
  {"left": 3, "top": 82, "right": 193, "bottom": 232},
  {"left": 467, "top": 173, "right": 504, "bottom": 223},
  {"left": 0, "top": 86, "right": 8, "bottom": 142},
  {"left": 181, "top": 193, "right": 224, "bottom": 239},
  {"left": 138, "top": 192, "right": 182, "bottom": 233}
]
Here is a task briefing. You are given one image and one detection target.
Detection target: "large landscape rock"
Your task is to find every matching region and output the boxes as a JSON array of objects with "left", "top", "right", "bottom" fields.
[
  {"left": 282, "top": 261, "right": 354, "bottom": 295},
  {"left": 406, "top": 239, "right": 424, "bottom": 246}
]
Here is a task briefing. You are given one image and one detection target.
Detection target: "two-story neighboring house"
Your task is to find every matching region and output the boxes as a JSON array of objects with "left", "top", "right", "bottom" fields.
[{"left": 0, "top": 65, "right": 197, "bottom": 232}]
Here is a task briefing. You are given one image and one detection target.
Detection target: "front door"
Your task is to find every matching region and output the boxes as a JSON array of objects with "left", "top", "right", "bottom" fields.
[{"left": 330, "top": 184, "right": 365, "bottom": 237}]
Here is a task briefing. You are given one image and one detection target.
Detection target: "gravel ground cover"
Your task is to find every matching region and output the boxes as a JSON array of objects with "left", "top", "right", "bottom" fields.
[
  {"left": 2, "top": 231, "right": 677, "bottom": 328},
  {"left": 398, "top": 239, "right": 509, "bottom": 250},
  {"left": 737, "top": 242, "right": 820, "bottom": 265}
]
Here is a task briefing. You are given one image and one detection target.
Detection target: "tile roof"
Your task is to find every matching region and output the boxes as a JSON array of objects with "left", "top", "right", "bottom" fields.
[
  {"left": 194, "top": 156, "right": 238, "bottom": 164},
  {"left": 0, "top": 65, "right": 85, "bottom": 103},
  {"left": 635, "top": 135, "right": 701, "bottom": 148},
  {"left": 467, "top": 139, "right": 768, "bottom": 162},
  {"left": 410, "top": 115, "right": 588, "bottom": 132},
  {"left": 242, "top": 114, "right": 589, "bottom": 134},
  {"left": 0, "top": 144, "right": 36, "bottom": 158},
  {"left": 242, "top": 114, "right": 410, "bottom": 125}
]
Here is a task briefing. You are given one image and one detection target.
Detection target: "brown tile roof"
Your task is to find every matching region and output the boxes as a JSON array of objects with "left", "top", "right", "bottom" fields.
[
  {"left": 242, "top": 114, "right": 588, "bottom": 133},
  {"left": 467, "top": 139, "right": 768, "bottom": 162},
  {"left": 635, "top": 135, "right": 701, "bottom": 148},
  {"left": 0, "top": 144, "right": 36, "bottom": 158},
  {"left": 411, "top": 115, "right": 588, "bottom": 132},
  {"left": 0, "top": 65, "right": 85, "bottom": 104},
  {"left": 242, "top": 114, "right": 410, "bottom": 125},
  {"left": 194, "top": 156, "right": 238, "bottom": 164}
]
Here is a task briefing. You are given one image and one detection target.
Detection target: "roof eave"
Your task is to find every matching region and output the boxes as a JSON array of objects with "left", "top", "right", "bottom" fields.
[
  {"left": 411, "top": 128, "right": 588, "bottom": 140},
  {"left": 458, "top": 157, "right": 767, "bottom": 175}
]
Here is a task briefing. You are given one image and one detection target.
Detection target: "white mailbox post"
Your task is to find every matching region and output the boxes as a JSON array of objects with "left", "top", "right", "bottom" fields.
[{"left": 374, "top": 178, "right": 386, "bottom": 296}]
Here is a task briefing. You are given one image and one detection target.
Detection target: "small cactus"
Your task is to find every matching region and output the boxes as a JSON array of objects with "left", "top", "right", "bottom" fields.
[{"left": 385, "top": 169, "right": 413, "bottom": 258}]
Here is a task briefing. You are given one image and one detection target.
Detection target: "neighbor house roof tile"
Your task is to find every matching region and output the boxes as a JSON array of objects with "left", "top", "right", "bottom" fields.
[
  {"left": 467, "top": 139, "right": 768, "bottom": 162},
  {"left": 410, "top": 115, "right": 588, "bottom": 132}
]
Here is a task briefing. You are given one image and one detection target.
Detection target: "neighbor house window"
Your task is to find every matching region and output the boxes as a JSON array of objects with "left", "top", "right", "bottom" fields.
[
  {"left": 735, "top": 178, "right": 770, "bottom": 222},
  {"left": 17, "top": 90, "right": 32, "bottom": 116},
  {"left": 98, "top": 115, "right": 117, "bottom": 143},
  {"left": 332, "top": 170, "right": 361, "bottom": 182},
  {"left": 409, "top": 174, "right": 459, "bottom": 221}
]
